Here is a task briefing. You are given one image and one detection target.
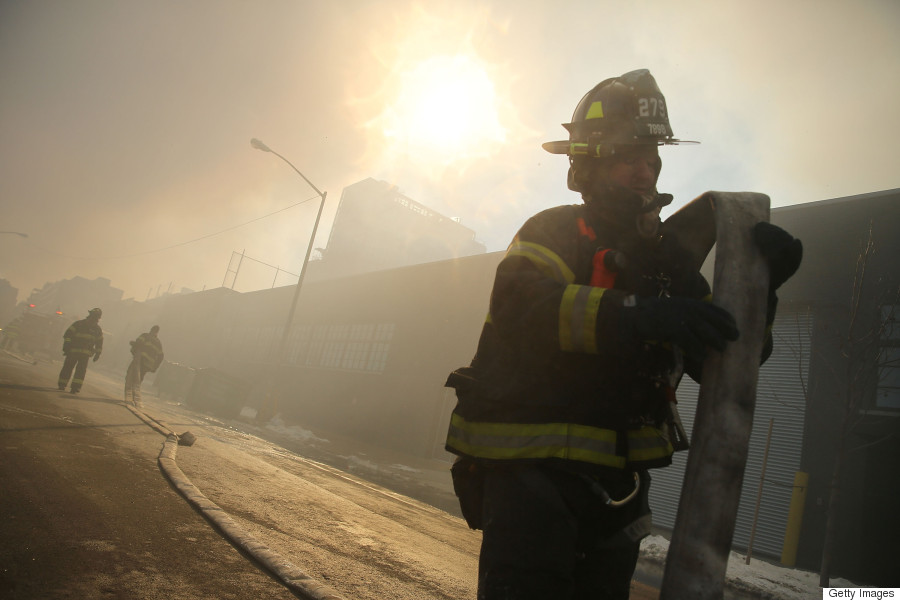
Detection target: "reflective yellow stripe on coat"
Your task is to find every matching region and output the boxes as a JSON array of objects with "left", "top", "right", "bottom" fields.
[{"left": 447, "top": 413, "right": 673, "bottom": 470}]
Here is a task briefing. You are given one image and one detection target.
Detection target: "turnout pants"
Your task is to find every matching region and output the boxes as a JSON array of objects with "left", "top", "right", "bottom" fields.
[
  {"left": 477, "top": 464, "right": 651, "bottom": 600},
  {"left": 124, "top": 358, "right": 146, "bottom": 405},
  {"left": 58, "top": 354, "right": 89, "bottom": 392}
]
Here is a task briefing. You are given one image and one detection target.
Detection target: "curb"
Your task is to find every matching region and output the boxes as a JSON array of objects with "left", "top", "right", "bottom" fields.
[{"left": 126, "top": 403, "right": 348, "bottom": 600}]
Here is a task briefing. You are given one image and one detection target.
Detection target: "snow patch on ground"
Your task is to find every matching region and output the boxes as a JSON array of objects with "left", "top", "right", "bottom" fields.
[
  {"left": 343, "top": 455, "right": 380, "bottom": 472},
  {"left": 640, "top": 535, "right": 859, "bottom": 598},
  {"left": 264, "top": 415, "right": 329, "bottom": 444},
  {"left": 389, "top": 463, "right": 421, "bottom": 474}
]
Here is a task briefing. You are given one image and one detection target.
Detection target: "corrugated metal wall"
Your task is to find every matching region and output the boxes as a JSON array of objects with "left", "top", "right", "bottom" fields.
[{"left": 649, "top": 308, "right": 812, "bottom": 558}]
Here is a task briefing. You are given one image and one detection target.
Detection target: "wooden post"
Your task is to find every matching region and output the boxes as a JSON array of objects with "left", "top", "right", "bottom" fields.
[
  {"left": 660, "top": 192, "right": 771, "bottom": 598},
  {"left": 745, "top": 417, "right": 775, "bottom": 564}
]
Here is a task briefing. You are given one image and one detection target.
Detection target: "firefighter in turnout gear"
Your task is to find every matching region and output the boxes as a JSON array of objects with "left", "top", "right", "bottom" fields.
[
  {"left": 124, "top": 325, "right": 164, "bottom": 407},
  {"left": 445, "top": 69, "right": 801, "bottom": 599},
  {"left": 58, "top": 308, "right": 103, "bottom": 394}
]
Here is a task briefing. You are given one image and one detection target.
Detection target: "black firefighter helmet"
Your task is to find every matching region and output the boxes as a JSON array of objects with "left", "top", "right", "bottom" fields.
[{"left": 542, "top": 69, "right": 697, "bottom": 193}]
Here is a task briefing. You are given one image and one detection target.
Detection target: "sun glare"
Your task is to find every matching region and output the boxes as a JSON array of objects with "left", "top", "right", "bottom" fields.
[{"left": 381, "top": 54, "right": 506, "bottom": 165}]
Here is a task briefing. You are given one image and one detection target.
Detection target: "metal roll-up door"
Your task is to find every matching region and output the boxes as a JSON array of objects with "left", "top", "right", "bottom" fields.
[{"left": 649, "top": 309, "right": 812, "bottom": 559}]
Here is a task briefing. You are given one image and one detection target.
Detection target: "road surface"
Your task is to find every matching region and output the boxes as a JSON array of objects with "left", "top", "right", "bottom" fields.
[{"left": 1, "top": 351, "right": 659, "bottom": 599}]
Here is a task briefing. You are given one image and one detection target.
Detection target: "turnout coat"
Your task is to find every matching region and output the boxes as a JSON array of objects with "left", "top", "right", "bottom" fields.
[{"left": 445, "top": 197, "right": 724, "bottom": 474}]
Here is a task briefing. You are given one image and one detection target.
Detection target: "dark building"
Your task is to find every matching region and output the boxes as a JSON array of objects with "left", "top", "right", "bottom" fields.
[{"left": 771, "top": 190, "right": 898, "bottom": 585}]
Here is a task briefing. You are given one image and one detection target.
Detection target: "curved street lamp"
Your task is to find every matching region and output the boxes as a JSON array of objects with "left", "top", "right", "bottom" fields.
[
  {"left": 0, "top": 231, "right": 28, "bottom": 238},
  {"left": 251, "top": 138, "right": 328, "bottom": 363}
]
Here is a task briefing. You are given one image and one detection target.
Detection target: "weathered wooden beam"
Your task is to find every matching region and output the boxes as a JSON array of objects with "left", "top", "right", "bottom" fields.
[{"left": 660, "top": 191, "right": 771, "bottom": 598}]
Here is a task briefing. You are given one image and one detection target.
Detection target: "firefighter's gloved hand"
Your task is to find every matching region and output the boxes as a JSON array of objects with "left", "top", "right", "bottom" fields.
[
  {"left": 93, "top": 353, "right": 101, "bottom": 362},
  {"left": 753, "top": 222, "right": 802, "bottom": 291},
  {"left": 627, "top": 296, "right": 739, "bottom": 360},
  {"left": 754, "top": 221, "right": 802, "bottom": 331}
]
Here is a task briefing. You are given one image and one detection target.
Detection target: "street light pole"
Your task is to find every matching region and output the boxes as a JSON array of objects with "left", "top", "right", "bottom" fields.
[{"left": 251, "top": 138, "right": 327, "bottom": 364}]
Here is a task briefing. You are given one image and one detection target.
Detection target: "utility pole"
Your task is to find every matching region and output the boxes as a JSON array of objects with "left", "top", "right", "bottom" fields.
[{"left": 251, "top": 138, "right": 327, "bottom": 364}]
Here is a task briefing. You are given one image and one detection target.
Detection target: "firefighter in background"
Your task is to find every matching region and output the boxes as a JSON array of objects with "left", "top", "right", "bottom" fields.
[
  {"left": 124, "top": 325, "right": 164, "bottom": 407},
  {"left": 444, "top": 69, "right": 802, "bottom": 599},
  {"left": 1, "top": 315, "right": 23, "bottom": 351},
  {"left": 58, "top": 308, "right": 104, "bottom": 394}
]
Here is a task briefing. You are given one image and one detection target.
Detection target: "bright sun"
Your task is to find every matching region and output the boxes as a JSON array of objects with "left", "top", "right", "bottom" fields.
[{"left": 381, "top": 54, "right": 506, "bottom": 165}]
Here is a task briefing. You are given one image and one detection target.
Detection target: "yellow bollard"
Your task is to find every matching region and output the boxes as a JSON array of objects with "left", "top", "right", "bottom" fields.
[{"left": 781, "top": 471, "right": 809, "bottom": 567}]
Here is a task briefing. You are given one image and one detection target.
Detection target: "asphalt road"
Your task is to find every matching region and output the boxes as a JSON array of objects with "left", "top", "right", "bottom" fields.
[
  {"left": 0, "top": 353, "right": 308, "bottom": 599},
  {"left": 0, "top": 351, "right": 660, "bottom": 599}
]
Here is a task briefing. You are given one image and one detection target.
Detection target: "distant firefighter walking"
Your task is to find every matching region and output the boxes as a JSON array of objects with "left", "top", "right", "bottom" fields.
[
  {"left": 57, "top": 308, "right": 104, "bottom": 394},
  {"left": 124, "top": 325, "right": 164, "bottom": 407}
]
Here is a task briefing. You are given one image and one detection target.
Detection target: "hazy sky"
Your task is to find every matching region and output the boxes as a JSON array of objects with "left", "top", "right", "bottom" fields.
[{"left": 2, "top": 0, "right": 898, "bottom": 302}]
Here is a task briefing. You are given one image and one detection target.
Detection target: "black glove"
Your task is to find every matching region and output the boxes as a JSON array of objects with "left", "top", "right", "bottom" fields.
[
  {"left": 754, "top": 221, "right": 802, "bottom": 334},
  {"left": 93, "top": 353, "right": 101, "bottom": 362},
  {"left": 753, "top": 222, "right": 802, "bottom": 290},
  {"left": 626, "top": 296, "right": 740, "bottom": 360}
]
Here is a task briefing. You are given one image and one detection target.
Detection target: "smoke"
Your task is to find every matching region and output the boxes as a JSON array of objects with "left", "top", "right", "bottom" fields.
[{"left": 1, "top": 0, "right": 897, "bottom": 302}]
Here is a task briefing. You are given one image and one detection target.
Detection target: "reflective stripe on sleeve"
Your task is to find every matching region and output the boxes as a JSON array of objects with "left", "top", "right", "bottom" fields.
[
  {"left": 505, "top": 240, "right": 575, "bottom": 284},
  {"left": 559, "top": 284, "right": 606, "bottom": 353}
]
